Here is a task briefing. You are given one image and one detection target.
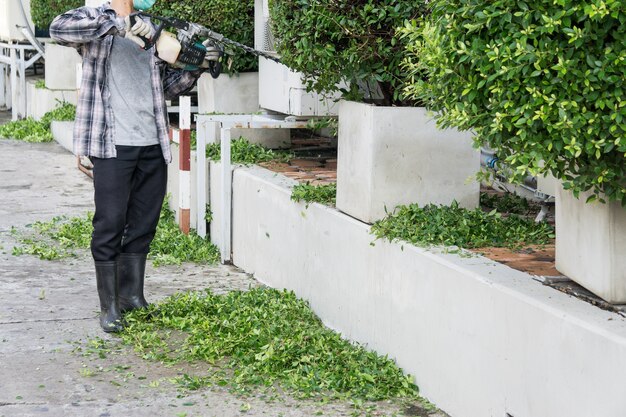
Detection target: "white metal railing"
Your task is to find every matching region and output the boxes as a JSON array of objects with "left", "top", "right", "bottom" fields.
[
  {"left": 0, "top": 42, "right": 43, "bottom": 119},
  {"left": 194, "top": 113, "right": 315, "bottom": 263}
]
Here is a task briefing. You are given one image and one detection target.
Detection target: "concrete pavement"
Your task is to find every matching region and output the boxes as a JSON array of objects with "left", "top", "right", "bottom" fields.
[{"left": 0, "top": 135, "right": 431, "bottom": 417}]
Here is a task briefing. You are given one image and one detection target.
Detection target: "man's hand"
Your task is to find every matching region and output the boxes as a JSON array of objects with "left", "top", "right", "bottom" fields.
[
  {"left": 124, "top": 15, "right": 154, "bottom": 48},
  {"left": 202, "top": 39, "right": 223, "bottom": 65}
]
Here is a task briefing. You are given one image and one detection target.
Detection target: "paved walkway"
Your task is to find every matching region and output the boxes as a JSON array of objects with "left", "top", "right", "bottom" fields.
[{"left": 0, "top": 134, "right": 436, "bottom": 416}]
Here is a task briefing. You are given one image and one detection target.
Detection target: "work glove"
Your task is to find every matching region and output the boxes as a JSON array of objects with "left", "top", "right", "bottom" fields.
[
  {"left": 202, "top": 39, "right": 223, "bottom": 64},
  {"left": 124, "top": 15, "right": 154, "bottom": 48}
]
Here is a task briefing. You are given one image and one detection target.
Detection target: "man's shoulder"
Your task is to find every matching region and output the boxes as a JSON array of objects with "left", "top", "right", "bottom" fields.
[{"left": 67, "top": 3, "right": 115, "bottom": 18}]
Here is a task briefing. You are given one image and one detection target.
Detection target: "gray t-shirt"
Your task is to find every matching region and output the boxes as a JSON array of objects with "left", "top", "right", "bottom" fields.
[{"left": 108, "top": 36, "right": 159, "bottom": 146}]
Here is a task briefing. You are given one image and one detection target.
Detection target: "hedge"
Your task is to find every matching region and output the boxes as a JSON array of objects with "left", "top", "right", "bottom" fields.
[
  {"left": 404, "top": 0, "right": 626, "bottom": 204},
  {"left": 31, "top": 0, "right": 83, "bottom": 29},
  {"left": 270, "top": 0, "right": 429, "bottom": 106}
]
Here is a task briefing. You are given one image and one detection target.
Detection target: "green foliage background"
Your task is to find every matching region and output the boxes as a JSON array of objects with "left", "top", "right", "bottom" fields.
[
  {"left": 31, "top": 0, "right": 84, "bottom": 29},
  {"left": 404, "top": 0, "right": 626, "bottom": 204},
  {"left": 270, "top": 0, "right": 429, "bottom": 106}
]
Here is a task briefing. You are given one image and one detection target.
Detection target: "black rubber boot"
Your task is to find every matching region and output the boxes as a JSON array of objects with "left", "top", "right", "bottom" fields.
[
  {"left": 118, "top": 253, "right": 149, "bottom": 313},
  {"left": 95, "top": 261, "right": 123, "bottom": 333}
]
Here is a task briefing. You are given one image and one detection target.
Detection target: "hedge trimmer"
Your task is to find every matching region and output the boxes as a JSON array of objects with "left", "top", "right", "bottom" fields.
[{"left": 130, "top": 12, "right": 281, "bottom": 78}]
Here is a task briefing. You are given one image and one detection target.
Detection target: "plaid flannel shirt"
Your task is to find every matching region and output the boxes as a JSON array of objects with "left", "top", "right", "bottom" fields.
[{"left": 50, "top": 3, "right": 202, "bottom": 163}]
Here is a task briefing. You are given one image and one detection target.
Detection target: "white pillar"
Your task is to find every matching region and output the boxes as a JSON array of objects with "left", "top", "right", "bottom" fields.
[
  {"left": 220, "top": 126, "right": 232, "bottom": 263},
  {"left": 196, "top": 120, "right": 208, "bottom": 238},
  {"left": 10, "top": 48, "right": 17, "bottom": 120}
]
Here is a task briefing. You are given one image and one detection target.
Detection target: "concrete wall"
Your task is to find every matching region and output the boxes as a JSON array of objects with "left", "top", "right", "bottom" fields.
[
  {"left": 198, "top": 72, "right": 259, "bottom": 114},
  {"left": 336, "top": 101, "right": 480, "bottom": 224},
  {"left": 50, "top": 120, "right": 73, "bottom": 153},
  {"left": 217, "top": 164, "right": 626, "bottom": 417},
  {"left": 556, "top": 186, "right": 626, "bottom": 303},
  {"left": 45, "top": 43, "right": 81, "bottom": 90}
]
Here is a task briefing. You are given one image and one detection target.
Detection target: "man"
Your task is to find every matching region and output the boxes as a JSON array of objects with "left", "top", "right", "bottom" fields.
[{"left": 50, "top": 0, "right": 211, "bottom": 332}]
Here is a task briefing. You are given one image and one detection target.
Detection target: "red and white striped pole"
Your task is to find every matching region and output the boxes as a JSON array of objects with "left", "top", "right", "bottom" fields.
[{"left": 178, "top": 96, "right": 191, "bottom": 234}]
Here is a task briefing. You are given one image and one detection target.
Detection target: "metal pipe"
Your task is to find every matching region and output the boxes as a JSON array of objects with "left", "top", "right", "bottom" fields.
[{"left": 480, "top": 148, "right": 537, "bottom": 190}]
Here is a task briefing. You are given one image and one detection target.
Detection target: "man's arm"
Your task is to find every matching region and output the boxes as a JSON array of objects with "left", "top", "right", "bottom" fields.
[
  {"left": 49, "top": 6, "right": 125, "bottom": 47},
  {"left": 161, "top": 66, "right": 204, "bottom": 101}
]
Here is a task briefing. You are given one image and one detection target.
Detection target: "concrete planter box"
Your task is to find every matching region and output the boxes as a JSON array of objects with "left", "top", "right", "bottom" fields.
[
  {"left": 198, "top": 72, "right": 259, "bottom": 114},
  {"left": 258, "top": 56, "right": 340, "bottom": 117},
  {"left": 198, "top": 72, "right": 290, "bottom": 149},
  {"left": 556, "top": 186, "right": 626, "bottom": 303},
  {"left": 336, "top": 100, "right": 480, "bottom": 224},
  {"left": 50, "top": 120, "right": 74, "bottom": 153},
  {"left": 45, "top": 43, "right": 82, "bottom": 90},
  {"left": 536, "top": 172, "right": 559, "bottom": 197},
  {"left": 0, "top": 0, "right": 33, "bottom": 41},
  {"left": 26, "top": 80, "right": 77, "bottom": 120}
]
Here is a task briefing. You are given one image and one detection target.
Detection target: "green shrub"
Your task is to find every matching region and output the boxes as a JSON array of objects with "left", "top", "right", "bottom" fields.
[
  {"left": 205, "top": 137, "right": 292, "bottom": 164},
  {"left": 150, "top": 0, "right": 256, "bottom": 73},
  {"left": 405, "top": 0, "right": 626, "bottom": 204},
  {"left": 31, "top": 0, "right": 83, "bottom": 29},
  {"left": 0, "top": 118, "right": 53, "bottom": 142},
  {"left": 0, "top": 101, "right": 75, "bottom": 142},
  {"left": 269, "top": 0, "right": 429, "bottom": 106},
  {"left": 40, "top": 101, "right": 76, "bottom": 126}
]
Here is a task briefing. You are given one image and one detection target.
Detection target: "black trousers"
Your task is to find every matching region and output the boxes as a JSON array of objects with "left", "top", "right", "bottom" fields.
[{"left": 90, "top": 145, "right": 167, "bottom": 261}]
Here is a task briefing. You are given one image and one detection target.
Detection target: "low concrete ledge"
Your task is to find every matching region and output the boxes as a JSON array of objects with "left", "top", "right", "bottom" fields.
[
  {"left": 50, "top": 120, "right": 74, "bottom": 153},
  {"left": 212, "top": 164, "right": 626, "bottom": 417}
]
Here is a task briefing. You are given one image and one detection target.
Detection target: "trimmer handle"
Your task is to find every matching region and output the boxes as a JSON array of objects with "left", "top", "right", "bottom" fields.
[{"left": 129, "top": 12, "right": 166, "bottom": 50}]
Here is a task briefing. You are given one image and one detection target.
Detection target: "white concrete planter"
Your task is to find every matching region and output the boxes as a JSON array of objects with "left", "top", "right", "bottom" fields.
[
  {"left": 198, "top": 72, "right": 259, "bottom": 114},
  {"left": 336, "top": 100, "right": 480, "bottom": 224},
  {"left": 556, "top": 186, "right": 626, "bottom": 303},
  {"left": 50, "top": 120, "right": 74, "bottom": 153},
  {"left": 0, "top": 0, "right": 33, "bottom": 41},
  {"left": 45, "top": 43, "right": 81, "bottom": 90},
  {"left": 198, "top": 71, "right": 290, "bottom": 149},
  {"left": 258, "top": 56, "right": 341, "bottom": 117},
  {"left": 26, "top": 80, "right": 77, "bottom": 120},
  {"left": 536, "top": 172, "right": 559, "bottom": 197}
]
